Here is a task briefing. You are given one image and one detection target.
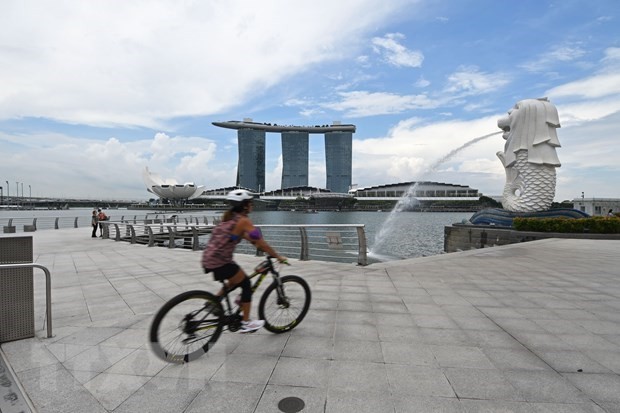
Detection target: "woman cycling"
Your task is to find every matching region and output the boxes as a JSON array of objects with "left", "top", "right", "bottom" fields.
[{"left": 202, "top": 189, "right": 287, "bottom": 333}]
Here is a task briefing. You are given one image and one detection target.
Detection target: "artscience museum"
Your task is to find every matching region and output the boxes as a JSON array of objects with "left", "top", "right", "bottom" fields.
[{"left": 142, "top": 167, "right": 205, "bottom": 203}]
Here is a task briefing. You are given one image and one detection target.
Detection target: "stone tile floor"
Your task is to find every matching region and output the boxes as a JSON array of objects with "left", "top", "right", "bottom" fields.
[{"left": 1, "top": 229, "right": 619, "bottom": 412}]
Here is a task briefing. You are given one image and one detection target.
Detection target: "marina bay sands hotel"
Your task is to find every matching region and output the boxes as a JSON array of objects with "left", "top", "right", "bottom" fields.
[{"left": 212, "top": 119, "right": 355, "bottom": 194}]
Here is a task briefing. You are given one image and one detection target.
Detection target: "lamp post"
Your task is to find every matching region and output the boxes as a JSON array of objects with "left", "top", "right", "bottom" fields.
[
  {"left": 5, "top": 181, "right": 9, "bottom": 205},
  {"left": 16, "top": 181, "right": 19, "bottom": 207},
  {"left": 29, "top": 185, "right": 31, "bottom": 209},
  {"left": 0, "top": 186, "right": 3, "bottom": 205}
]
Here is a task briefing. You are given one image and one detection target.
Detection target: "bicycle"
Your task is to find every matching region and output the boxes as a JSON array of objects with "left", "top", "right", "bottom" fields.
[{"left": 149, "top": 256, "right": 311, "bottom": 363}]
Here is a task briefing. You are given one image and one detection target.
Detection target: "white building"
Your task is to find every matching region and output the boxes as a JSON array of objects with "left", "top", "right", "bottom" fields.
[
  {"left": 572, "top": 198, "right": 620, "bottom": 216},
  {"left": 142, "top": 167, "right": 205, "bottom": 202},
  {"left": 348, "top": 181, "right": 480, "bottom": 201}
]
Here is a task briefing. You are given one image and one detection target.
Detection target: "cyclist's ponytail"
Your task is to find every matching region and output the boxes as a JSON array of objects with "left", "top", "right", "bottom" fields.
[{"left": 222, "top": 209, "right": 233, "bottom": 222}]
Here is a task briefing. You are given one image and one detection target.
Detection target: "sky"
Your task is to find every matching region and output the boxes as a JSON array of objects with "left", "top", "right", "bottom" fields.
[{"left": 1, "top": 0, "right": 619, "bottom": 202}]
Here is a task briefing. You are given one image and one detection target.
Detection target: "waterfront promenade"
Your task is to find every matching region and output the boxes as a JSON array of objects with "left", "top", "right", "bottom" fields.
[{"left": 1, "top": 228, "right": 619, "bottom": 412}]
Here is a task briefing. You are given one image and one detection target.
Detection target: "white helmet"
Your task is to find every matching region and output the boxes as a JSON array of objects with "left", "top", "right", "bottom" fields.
[{"left": 226, "top": 189, "right": 254, "bottom": 204}]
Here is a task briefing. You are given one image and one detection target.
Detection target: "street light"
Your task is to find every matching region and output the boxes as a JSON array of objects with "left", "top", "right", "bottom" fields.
[
  {"left": 5, "top": 181, "right": 9, "bottom": 205},
  {"left": 29, "top": 184, "right": 31, "bottom": 209},
  {"left": 16, "top": 182, "right": 19, "bottom": 206}
]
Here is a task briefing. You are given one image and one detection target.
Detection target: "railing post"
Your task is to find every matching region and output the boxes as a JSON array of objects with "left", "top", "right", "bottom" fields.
[
  {"left": 113, "top": 223, "right": 120, "bottom": 241},
  {"left": 299, "top": 227, "right": 309, "bottom": 261},
  {"left": 167, "top": 226, "right": 175, "bottom": 248},
  {"left": 356, "top": 226, "right": 368, "bottom": 266},
  {"left": 192, "top": 227, "right": 200, "bottom": 251},
  {"left": 146, "top": 226, "right": 154, "bottom": 247},
  {"left": 74, "top": 217, "right": 78, "bottom": 228},
  {"left": 128, "top": 224, "right": 137, "bottom": 244},
  {"left": 54, "top": 217, "right": 59, "bottom": 229},
  {"left": 102, "top": 223, "right": 109, "bottom": 239},
  {"left": 0, "top": 263, "right": 53, "bottom": 338},
  {"left": 32, "top": 218, "right": 37, "bottom": 230}
]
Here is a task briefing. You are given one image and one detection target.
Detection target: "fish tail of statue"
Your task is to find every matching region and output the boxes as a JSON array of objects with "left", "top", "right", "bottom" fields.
[{"left": 502, "top": 151, "right": 556, "bottom": 212}]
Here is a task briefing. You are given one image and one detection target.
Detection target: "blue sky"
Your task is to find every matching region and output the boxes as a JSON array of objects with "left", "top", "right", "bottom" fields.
[{"left": 1, "top": 0, "right": 619, "bottom": 202}]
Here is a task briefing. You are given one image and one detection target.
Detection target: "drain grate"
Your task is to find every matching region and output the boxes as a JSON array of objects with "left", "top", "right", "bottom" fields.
[
  {"left": 0, "top": 350, "right": 32, "bottom": 413},
  {"left": 278, "top": 396, "right": 305, "bottom": 413}
]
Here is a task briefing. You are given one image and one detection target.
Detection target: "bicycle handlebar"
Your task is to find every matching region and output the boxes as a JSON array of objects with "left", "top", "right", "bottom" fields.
[{"left": 266, "top": 255, "right": 290, "bottom": 265}]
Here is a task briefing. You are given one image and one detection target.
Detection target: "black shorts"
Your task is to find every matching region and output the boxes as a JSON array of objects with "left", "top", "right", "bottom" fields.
[{"left": 205, "top": 262, "right": 240, "bottom": 282}]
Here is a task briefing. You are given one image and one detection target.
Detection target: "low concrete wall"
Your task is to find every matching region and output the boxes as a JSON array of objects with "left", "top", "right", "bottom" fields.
[{"left": 444, "top": 224, "right": 620, "bottom": 253}]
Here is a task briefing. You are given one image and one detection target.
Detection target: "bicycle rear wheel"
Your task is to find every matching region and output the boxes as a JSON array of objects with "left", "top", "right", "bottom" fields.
[
  {"left": 149, "top": 290, "right": 223, "bottom": 363},
  {"left": 258, "top": 275, "right": 311, "bottom": 333}
]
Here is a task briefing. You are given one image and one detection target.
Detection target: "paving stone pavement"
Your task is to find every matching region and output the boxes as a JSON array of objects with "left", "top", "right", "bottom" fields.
[{"left": 1, "top": 228, "right": 619, "bottom": 412}]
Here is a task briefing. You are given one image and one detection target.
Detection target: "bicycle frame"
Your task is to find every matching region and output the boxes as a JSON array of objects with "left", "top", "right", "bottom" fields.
[{"left": 220, "top": 259, "right": 281, "bottom": 313}]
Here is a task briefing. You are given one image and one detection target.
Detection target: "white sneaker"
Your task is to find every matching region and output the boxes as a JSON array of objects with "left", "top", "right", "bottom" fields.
[{"left": 240, "top": 319, "right": 265, "bottom": 333}]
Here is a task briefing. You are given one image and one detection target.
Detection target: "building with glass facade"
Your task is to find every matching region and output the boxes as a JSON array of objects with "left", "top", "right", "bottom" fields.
[
  {"left": 236, "top": 128, "right": 265, "bottom": 192},
  {"left": 281, "top": 131, "right": 309, "bottom": 189},
  {"left": 325, "top": 131, "right": 353, "bottom": 194},
  {"left": 212, "top": 120, "right": 356, "bottom": 193}
]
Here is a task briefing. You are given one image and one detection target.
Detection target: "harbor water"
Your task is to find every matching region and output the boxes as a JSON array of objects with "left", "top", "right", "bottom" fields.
[{"left": 1, "top": 208, "right": 471, "bottom": 259}]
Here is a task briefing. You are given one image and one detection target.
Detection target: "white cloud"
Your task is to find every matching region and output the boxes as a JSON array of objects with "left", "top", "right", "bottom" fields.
[
  {"left": 371, "top": 33, "right": 424, "bottom": 68},
  {"left": 266, "top": 155, "right": 283, "bottom": 191},
  {"left": 545, "top": 48, "right": 620, "bottom": 125},
  {"left": 414, "top": 76, "right": 431, "bottom": 88},
  {"left": 0, "top": 131, "right": 222, "bottom": 199},
  {"left": 322, "top": 91, "right": 440, "bottom": 117},
  {"left": 444, "top": 66, "right": 510, "bottom": 95},
  {"left": 352, "top": 115, "right": 505, "bottom": 188},
  {"left": 546, "top": 73, "right": 620, "bottom": 100},
  {"left": 555, "top": 97, "right": 620, "bottom": 126},
  {"left": 520, "top": 43, "right": 586, "bottom": 72},
  {"left": 602, "top": 46, "right": 620, "bottom": 63},
  {"left": 0, "top": 0, "right": 415, "bottom": 128}
]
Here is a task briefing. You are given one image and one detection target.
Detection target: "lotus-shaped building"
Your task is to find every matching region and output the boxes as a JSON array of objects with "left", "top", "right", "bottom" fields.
[{"left": 142, "top": 167, "right": 205, "bottom": 201}]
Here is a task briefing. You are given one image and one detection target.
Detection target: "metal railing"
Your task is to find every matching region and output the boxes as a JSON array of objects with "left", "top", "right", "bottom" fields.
[
  {"left": 242, "top": 224, "right": 367, "bottom": 265},
  {"left": 1, "top": 214, "right": 216, "bottom": 232},
  {"left": 101, "top": 221, "right": 214, "bottom": 251},
  {"left": 0, "top": 263, "right": 53, "bottom": 338},
  {"left": 100, "top": 221, "right": 368, "bottom": 265}
]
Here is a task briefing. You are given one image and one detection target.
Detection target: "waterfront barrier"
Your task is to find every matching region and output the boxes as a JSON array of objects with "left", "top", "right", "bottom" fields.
[
  {"left": 1, "top": 214, "right": 369, "bottom": 265},
  {"left": 100, "top": 221, "right": 368, "bottom": 265},
  {"left": 444, "top": 223, "right": 620, "bottom": 253},
  {"left": 0, "top": 214, "right": 216, "bottom": 233},
  {"left": 100, "top": 221, "right": 214, "bottom": 250}
]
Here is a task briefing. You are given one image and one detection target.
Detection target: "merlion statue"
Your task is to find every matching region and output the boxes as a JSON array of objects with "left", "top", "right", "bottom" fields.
[{"left": 497, "top": 97, "right": 561, "bottom": 212}]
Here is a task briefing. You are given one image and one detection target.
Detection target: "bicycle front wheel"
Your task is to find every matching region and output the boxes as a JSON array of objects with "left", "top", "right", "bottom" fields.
[
  {"left": 149, "top": 290, "right": 223, "bottom": 363},
  {"left": 258, "top": 275, "right": 311, "bottom": 333}
]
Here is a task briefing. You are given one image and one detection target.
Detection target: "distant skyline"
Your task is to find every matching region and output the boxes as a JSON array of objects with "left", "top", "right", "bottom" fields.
[{"left": 1, "top": 1, "right": 619, "bottom": 202}]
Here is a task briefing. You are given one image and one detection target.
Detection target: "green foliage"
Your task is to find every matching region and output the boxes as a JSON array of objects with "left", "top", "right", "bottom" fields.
[
  {"left": 551, "top": 201, "right": 574, "bottom": 209},
  {"left": 479, "top": 196, "right": 502, "bottom": 208},
  {"left": 513, "top": 216, "right": 620, "bottom": 234}
]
